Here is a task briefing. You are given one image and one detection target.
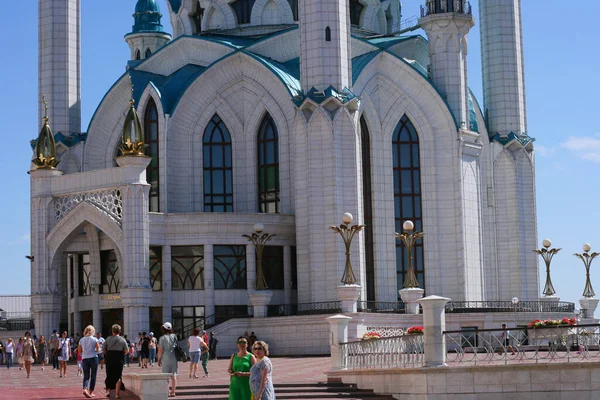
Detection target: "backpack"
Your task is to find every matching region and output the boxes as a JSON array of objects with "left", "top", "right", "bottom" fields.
[{"left": 173, "top": 336, "right": 187, "bottom": 362}]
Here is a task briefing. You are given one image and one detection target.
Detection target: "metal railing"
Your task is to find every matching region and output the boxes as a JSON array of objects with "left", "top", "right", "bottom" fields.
[
  {"left": 421, "top": 0, "right": 472, "bottom": 17},
  {"left": 268, "top": 301, "right": 342, "bottom": 317},
  {"left": 444, "top": 324, "right": 600, "bottom": 365},
  {"left": 445, "top": 301, "right": 575, "bottom": 313},
  {"left": 357, "top": 301, "right": 405, "bottom": 314},
  {"left": 340, "top": 334, "right": 425, "bottom": 370}
]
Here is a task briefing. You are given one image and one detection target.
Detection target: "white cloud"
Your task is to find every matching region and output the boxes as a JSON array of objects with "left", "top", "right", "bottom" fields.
[
  {"left": 534, "top": 145, "right": 556, "bottom": 157},
  {"left": 560, "top": 136, "right": 600, "bottom": 163}
]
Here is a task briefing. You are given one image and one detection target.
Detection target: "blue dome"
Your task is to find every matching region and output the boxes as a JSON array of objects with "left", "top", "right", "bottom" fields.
[
  {"left": 135, "top": 0, "right": 160, "bottom": 13},
  {"left": 131, "top": 0, "right": 165, "bottom": 33}
]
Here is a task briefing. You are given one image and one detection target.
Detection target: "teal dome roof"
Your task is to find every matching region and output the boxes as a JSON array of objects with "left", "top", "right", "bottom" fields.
[{"left": 131, "top": 0, "right": 165, "bottom": 33}]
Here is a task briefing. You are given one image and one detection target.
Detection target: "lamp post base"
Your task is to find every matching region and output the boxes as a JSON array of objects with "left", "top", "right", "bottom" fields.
[
  {"left": 248, "top": 290, "right": 273, "bottom": 318},
  {"left": 579, "top": 297, "right": 599, "bottom": 320},
  {"left": 337, "top": 284, "right": 361, "bottom": 313},
  {"left": 399, "top": 288, "right": 425, "bottom": 315}
]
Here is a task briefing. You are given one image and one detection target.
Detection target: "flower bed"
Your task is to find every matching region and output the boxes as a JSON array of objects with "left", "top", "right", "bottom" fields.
[
  {"left": 407, "top": 326, "right": 424, "bottom": 335},
  {"left": 528, "top": 317, "right": 576, "bottom": 328},
  {"left": 361, "top": 331, "right": 382, "bottom": 340}
]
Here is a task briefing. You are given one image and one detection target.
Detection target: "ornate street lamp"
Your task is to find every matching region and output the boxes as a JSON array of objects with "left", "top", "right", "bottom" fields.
[
  {"left": 533, "top": 239, "right": 561, "bottom": 297},
  {"left": 243, "top": 223, "right": 275, "bottom": 290},
  {"left": 394, "top": 221, "right": 425, "bottom": 289},
  {"left": 330, "top": 213, "right": 364, "bottom": 285},
  {"left": 575, "top": 243, "right": 599, "bottom": 298}
]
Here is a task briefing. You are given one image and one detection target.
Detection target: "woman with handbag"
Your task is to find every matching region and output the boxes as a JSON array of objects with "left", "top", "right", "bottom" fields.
[
  {"left": 58, "top": 331, "right": 71, "bottom": 378},
  {"left": 22, "top": 332, "right": 37, "bottom": 378},
  {"left": 157, "top": 322, "right": 178, "bottom": 398}
]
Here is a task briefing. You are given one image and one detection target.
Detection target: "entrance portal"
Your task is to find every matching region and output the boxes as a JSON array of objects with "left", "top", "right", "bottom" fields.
[{"left": 101, "top": 308, "right": 124, "bottom": 338}]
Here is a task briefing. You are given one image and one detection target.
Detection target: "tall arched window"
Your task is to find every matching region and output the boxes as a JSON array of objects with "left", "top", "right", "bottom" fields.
[
  {"left": 360, "top": 116, "right": 375, "bottom": 301},
  {"left": 145, "top": 48, "right": 152, "bottom": 58},
  {"left": 203, "top": 114, "right": 233, "bottom": 212},
  {"left": 144, "top": 98, "right": 160, "bottom": 212},
  {"left": 135, "top": 49, "right": 141, "bottom": 60},
  {"left": 257, "top": 113, "right": 280, "bottom": 213},
  {"left": 231, "top": 0, "right": 256, "bottom": 24},
  {"left": 393, "top": 115, "right": 424, "bottom": 297},
  {"left": 350, "top": 0, "right": 365, "bottom": 26}
]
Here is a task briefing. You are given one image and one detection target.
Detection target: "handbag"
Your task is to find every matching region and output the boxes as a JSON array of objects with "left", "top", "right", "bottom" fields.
[{"left": 173, "top": 336, "right": 187, "bottom": 362}]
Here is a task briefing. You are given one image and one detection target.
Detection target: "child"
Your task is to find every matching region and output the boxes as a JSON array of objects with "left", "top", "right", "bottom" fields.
[{"left": 76, "top": 348, "right": 83, "bottom": 377}]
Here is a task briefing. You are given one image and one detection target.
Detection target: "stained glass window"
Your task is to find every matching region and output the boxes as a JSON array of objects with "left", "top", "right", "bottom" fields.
[
  {"left": 257, "top": 114, "right": 280, "bottom": 213},
  {"left": 100, "top": 250, "right": 120, "bottom": 294},
  {"left": 203, "top": 115, "right": 234, "bottom": 212},
  {"left": 171, "top": 246, "right": 205, "bottom": 290},
  {"left": 214, "top": 245, "right": 247, "bottom": 289}
]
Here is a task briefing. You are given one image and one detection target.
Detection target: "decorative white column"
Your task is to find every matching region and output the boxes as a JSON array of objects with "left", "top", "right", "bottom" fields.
[
  {"left": 283, "top": 246, "right": 292, "bottom": 305},
  {"left": 117, "top": 156, "right": 152, "bottom": 339},
  {"left": 161, "top": 245, "right": 172, "bottom": 325},
  {"left": 204, "top": 244, "right": 215, "bottom": 319},
  {"left": 337, "top": 285, "right": 361, "bottom": 313},
  {"left": 400, "top": 288, "right": 425, "bottom": 315},
  {"left": 418, "top": 295, "right": 450, "bottom": 367},
  {"left": 327, "top": 315, "right": 352, "bottom": 371},
  {"left": 72, "top": 255, "right": 81, "bottom": 334}
]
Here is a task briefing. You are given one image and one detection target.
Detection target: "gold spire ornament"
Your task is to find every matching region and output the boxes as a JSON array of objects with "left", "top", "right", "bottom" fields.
[
  {"left": 119, "top": 76, "right": 146, "bottom": 156},
  {"left": 32, "top": 95, "right": 59, "bottom": 169}
]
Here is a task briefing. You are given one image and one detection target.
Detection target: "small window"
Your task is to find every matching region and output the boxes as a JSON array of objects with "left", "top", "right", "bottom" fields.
[
  {"left": 325, "top": 26, "right": 331, "bottom": 41},
  {"left": 135, "top": 49, "right": 141, "bottom": 60},
  {"left": 145, "top": 48, "right": 152, "bottom": 58}
]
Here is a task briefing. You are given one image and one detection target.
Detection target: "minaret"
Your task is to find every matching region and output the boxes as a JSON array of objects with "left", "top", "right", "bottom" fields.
[
  {"left": 299, "top": 0, "right": 352, "bottom": 92},
  {"left": 125, "top": 0, "right": 171, "bottom": 61},
  {"left": 419, "top": 0, "right": 475, "bottom": 130},
  {"left": 38, "top": 0, "right": 81, "bottom": 135},
  {"left": 480, "top": 0, "right": 527, "bottom": 136}
]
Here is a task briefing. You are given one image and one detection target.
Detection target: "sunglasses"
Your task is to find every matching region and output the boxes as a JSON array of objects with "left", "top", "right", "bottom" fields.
[
  {"left": 253, "top": 347, "right": 264, "bottom": 351},
  {"left": 238, "top": 341, "right": 247, "bottom": 345}
]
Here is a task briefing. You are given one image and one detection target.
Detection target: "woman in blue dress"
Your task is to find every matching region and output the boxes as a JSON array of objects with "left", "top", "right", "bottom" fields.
[{"left": 249, "top": 341, "right": 275, "bottom": 400}]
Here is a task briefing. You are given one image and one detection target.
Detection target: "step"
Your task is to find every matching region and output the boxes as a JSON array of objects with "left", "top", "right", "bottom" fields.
[{"left": 173, "top": 395, "right": 394, "bottom": 400}]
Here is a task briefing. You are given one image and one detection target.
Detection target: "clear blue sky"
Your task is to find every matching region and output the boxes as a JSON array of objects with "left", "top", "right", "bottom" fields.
[{"left": 1, "top": 1, "right": 598, "bottom": 306}]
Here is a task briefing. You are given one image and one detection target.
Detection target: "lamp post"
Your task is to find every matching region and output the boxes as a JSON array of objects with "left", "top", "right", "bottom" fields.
[
  {"left": 533, "top": 239, "right": 561, "bottom": 297},
  {"left": 575, "top": 243, "right": 599, "bottom": 298},
  {"left": 242, "top": 223, "right": 275, "bottom": 290},
  {"left": 511, "top": 296, "right": 519, "bottom": 328},
  {"left": 330, "top": 213, "right": 364, "bottom": 285},
  {"left": 395, "top": 221, "right": 425, "bottom": 314},
  {"left": 394, "top": 220, "right": 425, "bottom": 289},
  {"left": 575, "top": 244, "right": 599, "bottom": 320}
]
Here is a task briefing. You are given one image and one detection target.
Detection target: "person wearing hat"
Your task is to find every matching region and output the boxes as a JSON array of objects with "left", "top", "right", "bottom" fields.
[
  {"left": 148, "top": 332, "right": 157, "bottom": 367},
  {"left": 157, "top": 322, "right": 178, "bottom": 397}
]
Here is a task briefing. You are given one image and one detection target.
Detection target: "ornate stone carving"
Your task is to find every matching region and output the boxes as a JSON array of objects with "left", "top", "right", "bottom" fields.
[{"left": 55, "top": 189, "right": 123, "bottom": 225}]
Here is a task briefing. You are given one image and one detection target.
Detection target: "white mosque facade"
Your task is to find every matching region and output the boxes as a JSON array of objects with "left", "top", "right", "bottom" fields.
[{"left": 30, "top": 0, "right": 538, "bottom": 340}]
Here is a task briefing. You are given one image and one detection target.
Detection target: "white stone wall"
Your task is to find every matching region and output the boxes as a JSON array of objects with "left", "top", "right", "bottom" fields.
[{"left": 38, "top": 0, "right": 81, "bottom": 135}]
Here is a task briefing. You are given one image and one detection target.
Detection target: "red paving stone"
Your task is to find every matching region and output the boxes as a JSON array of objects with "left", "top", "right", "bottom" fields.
[{"left": 0, "top": 357, "right": 331, "bottom": 399}]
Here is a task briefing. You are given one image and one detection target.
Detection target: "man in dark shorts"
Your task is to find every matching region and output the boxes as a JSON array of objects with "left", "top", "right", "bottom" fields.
[{"left": 141, "top": 332, "right": 150, "bottom": 368}]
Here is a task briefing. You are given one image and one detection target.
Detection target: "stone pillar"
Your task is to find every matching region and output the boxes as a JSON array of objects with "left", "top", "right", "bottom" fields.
[
  {"left": 32, "top": 294, "right": 62, "bottom": 339},
  {"left": 86, "top": 224, "right": 102, "bottom": 332},
  {"left": 327, "top": 315, "right": 352, "bottom": 371},
  {"left": 337, "top": 284, "right": 361, "bottom": 313},
  {"left": 418, "top": 295, "right": 450, "bottom": 367},
  {"left": 579, "top": 298, "right": 599, "bottom": 320},
  {"left": 204, "top": 244, "right": 215, "bottom": 319},
  {"left": 116, "top": 156, "right": 152, "bottom": 339},
  {"left": 72, "top": 255, "right": 81, "bottom": 334},
  {"left": 400, "top": 287, "right": 425, "bottom": 315},
  {"left": 283, "top": 246, "right": 292, "bottom": 305},
  {"left": 67, "top": 257, "right": 73, "bottom": 335},
  {"left": 161, "top": 245, "right": 172, "bottom": 325}
]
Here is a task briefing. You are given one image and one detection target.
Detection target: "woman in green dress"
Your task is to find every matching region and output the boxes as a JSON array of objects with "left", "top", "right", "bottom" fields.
[{"left": 228, "top": 336, "right": 256, "bottom": 400}]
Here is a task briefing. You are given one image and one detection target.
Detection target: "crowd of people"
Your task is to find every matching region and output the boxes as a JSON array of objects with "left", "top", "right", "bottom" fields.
[{"left": 0, "top": 326, "right": 275, "bottom": 399}]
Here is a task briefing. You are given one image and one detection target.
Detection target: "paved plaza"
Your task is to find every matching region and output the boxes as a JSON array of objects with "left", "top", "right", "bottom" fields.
[{"left": 0, "top": 357, "right": 331, "bottom": 399}]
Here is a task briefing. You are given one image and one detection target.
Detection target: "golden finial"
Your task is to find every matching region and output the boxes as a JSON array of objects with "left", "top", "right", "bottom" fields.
[
  {"left": 119, "top": 74, "right": 146, "bottom": 156},
  {"left": 33, "top": 94, "right": 58, "bottom": 169}
]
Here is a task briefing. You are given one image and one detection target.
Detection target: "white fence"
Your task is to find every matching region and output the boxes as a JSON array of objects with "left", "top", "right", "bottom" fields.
[{"left": 340, "top": 334, "right": 424, "bottom": 370}]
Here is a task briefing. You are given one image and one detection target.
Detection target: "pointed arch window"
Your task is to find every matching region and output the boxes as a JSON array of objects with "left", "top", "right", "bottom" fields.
[
  {"left": 135, "top": 49, "right": 141, "bottom": 60},
  {"left": 203, "top": 114, "right": 233, "bottom": 212},
  {"left": 144, "top": 98, "right": 160, "bottom": 212},
  {"left": 231, "top": 0, "right": 256, "bottom": 24},
  {"left": 145, "top": 48, "right": 152, "bottom": 58},
  {"left": 257, "top": 113, "right": 280, "bottom": 213},
  {"left": 360, "top": 116, "right": 375, "bottom": 301},
  {"left": 350, "top": 0, "right": 365, "bottom": 26},
  {"left": 393, "top": 115, "right": 425, "bottom": 297}
]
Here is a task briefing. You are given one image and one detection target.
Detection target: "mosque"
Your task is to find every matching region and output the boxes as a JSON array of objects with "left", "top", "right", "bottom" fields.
[{"left": 30, "top": 0, "right": 537, "bottom": 340}]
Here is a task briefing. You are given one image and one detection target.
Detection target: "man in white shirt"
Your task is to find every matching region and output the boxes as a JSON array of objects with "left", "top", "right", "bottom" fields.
[
  {"left": 49, "top": 330, "right": 59, "bottom": 370},
  {"left": 96, "top": 332, "right": 106, "bottom": 370}
]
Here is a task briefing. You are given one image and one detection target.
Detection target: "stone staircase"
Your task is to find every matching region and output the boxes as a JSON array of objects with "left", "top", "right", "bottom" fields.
[{"left": 174, "top": 382, "right": 395, "bottom": 399}]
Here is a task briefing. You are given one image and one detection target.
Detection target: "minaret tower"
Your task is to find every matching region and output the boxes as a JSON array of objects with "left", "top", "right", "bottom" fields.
[
  {"left": 299, "top": 0, "right": 352, "bottom": 92},
  {"left": 125, "top": 0, "right": 171, "bottom": 61},
  {"left": 419, "top": 0, "right": 475, "bottom": 130},
  {"left": 38, "top": 0, "right": 81, "bottom": 136},
  {"left": 480, "top": 0, "right": 527, "bottom": 136}
]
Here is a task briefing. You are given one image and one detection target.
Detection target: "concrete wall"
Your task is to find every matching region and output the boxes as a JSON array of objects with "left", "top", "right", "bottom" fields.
[{"left": 329, "top": 362, "right": 600, "bottom": 399}]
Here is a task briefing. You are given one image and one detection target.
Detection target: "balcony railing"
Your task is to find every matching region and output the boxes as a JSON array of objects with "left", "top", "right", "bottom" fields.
[
  {"left": 267, "top": 301, "right": 342, "bottom": 317},
  {"left": 421, "top": 0, "right": 472, "bottom": 17},
  {"left": 444, "top": 324, "right": 600, "bottom": 365},
  {"left": 445, "top": 301, "right": 575, "bottom": 314},
  {"left": 340, "top": 334, "right": 425, "bottom": 370},
  {"left": 357, "top": 301, "right": 405, "bottom": 314}
]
